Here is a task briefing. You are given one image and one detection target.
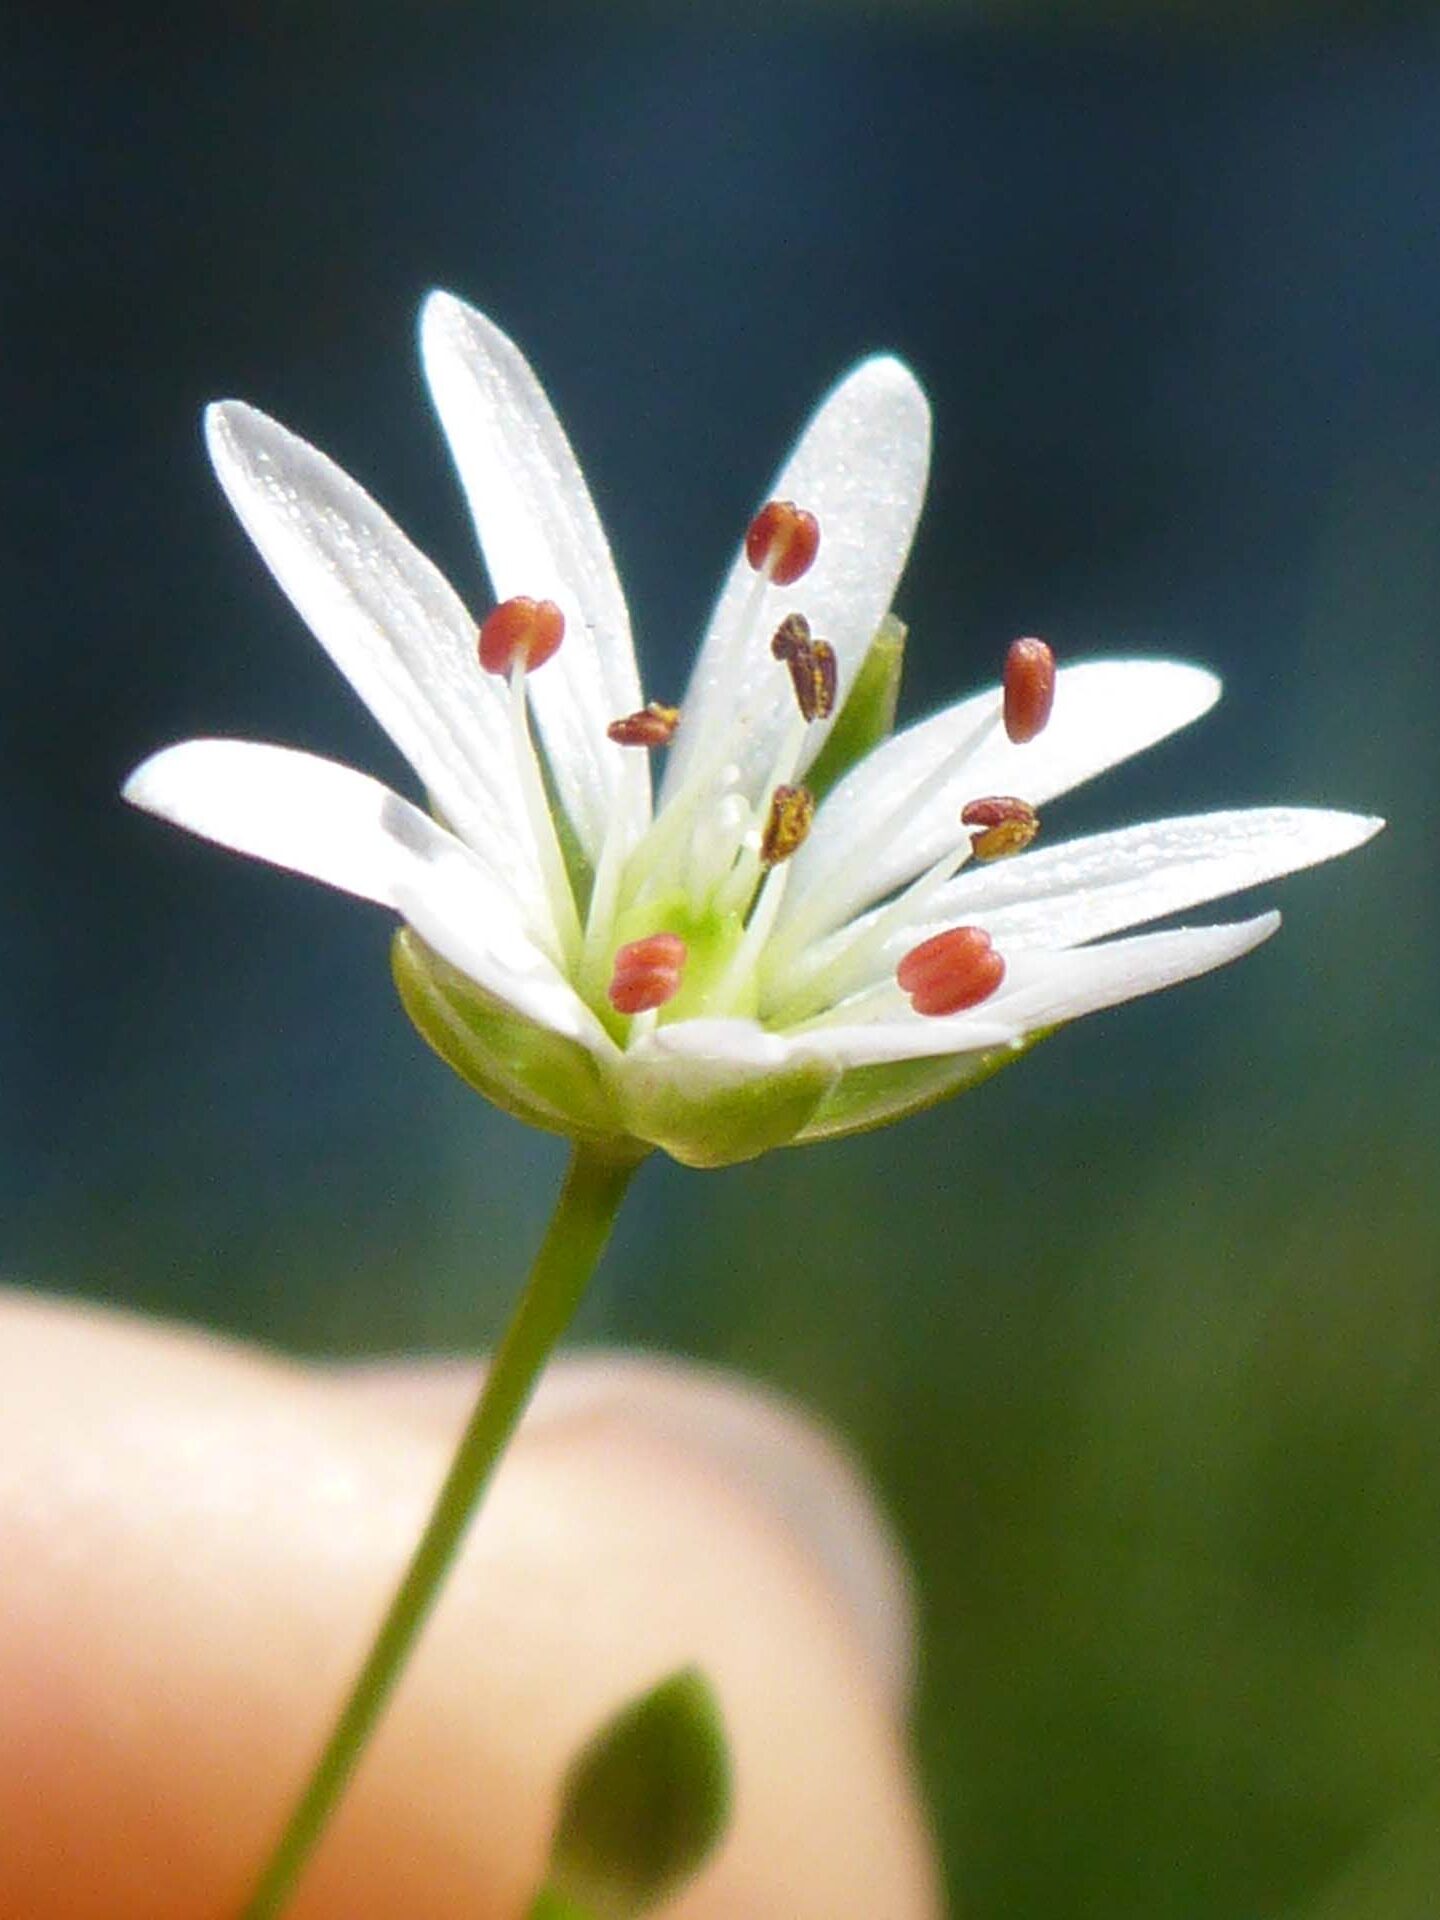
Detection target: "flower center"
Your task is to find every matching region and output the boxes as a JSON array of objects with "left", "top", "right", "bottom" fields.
[
  {"left": 580, "top": 497, "right": 835, "bottom": 1035},
  {"left": 608, "top": 932, "right": 688, "bottom": 1014},
  {"left": 605, "top": 891, "right": 754, "bottom": 1030},
  {"left": 491, "top": 494, "right": 1058, "bottom": 1046}
]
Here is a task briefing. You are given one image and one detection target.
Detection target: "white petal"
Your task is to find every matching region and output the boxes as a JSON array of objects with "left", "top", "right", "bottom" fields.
[
  {"left": 640, "top": 1016, "right": 827, "bottom": 1071},
  {"left": 124, "top": 738, "right": 597, "bottom": 1042},
  {"left": 803, "top": 807, "right": 1380, "bottom": 1009},
  {"left": 420, "top": 291, "right": 647, "bottom": 865},
  {"left": 124, "top": 737, "right": 469, "bottom": 906},
  {"left": 662, "top": 355, "right": 931, "bottom": 807},
  {"left": 936, "top": 807, "right": 1383, "bottom": 952},
  {"left": 805, "top": 913, "right": 1280, "bottom": 1066},
  {"left": 775, "top": 660, "right": 1221, "bottom": 952},
  {"left": 394, "top": 866, "right": 615, "bottom": 1051},
  {"left": 204, "top": 401, "right": 541, "bottom": 915}
]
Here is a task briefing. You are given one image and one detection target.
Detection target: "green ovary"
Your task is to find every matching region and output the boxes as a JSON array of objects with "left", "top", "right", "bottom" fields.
[{"left": 605, "top": 889, "right": 756, "bottom": 1027}]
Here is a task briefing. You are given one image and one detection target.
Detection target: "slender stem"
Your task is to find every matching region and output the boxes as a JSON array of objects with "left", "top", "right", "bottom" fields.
[{"left": 240, "top": 1143, "right": 642, "bottom": 1919}]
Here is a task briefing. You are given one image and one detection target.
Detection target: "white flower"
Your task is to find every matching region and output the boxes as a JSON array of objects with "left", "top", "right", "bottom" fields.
[{"left": 124, "top": 292, "right": 1381, "bottom": 1168}]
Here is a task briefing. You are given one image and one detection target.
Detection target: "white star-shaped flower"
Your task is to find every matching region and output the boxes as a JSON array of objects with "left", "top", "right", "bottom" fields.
[{"left": 124, "top": 291, "right": 1381, "bottom": 1167}]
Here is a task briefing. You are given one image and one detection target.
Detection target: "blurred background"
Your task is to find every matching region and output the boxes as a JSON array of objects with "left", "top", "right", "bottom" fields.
[{"left": 5, "top": 4, "right": 1439, "bottom": 1915}]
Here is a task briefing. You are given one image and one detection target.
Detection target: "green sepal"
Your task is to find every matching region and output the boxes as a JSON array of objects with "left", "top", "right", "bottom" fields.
[
  {"left": 540, "top": 1667, "right": 732, "bottom": 1920},
  {"left": 618, "top": 1040, "right": 837, "bottom": 1169},
  {"left": 391, "top": 929, "right": 624, "bottom": 1149},
  {"left": 791, "top": 1028, "right": 1052, "bottom": 1147},
  {"left": 805, "top": 613, "right": 907, "bottom": 802}
]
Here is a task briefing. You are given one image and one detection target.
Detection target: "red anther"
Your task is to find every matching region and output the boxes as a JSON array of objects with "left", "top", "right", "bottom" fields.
[
  {"left": 607, "top": 702, "right": 680, "bottom": 748},
  {"left": 745, "top": 500, "right": 820, "bottom": 586},
  {"left": 960, "top": 795, "right": 1039, "bottom": 861},
  {"left": 897, "top": 926, "right": 1006, "bottom": 1017},
  {"left": 1003, "top": 636, "right": 1056, "bottom": 744},
  {"left": 608, "top": 932, "right": 687, "bottom": 1015},
  {"left": 478, "top": 596, "right": 566, "bottom": 676}
]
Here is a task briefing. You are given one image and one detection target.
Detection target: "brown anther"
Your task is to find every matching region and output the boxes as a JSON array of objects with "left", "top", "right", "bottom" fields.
[
  {"left": 608, "top": 932, "right": 687, "bottom": 1015},
  {"left": 607, "top": 702, "right": 680, "bottom": 748},
  {"left": 771, "top": 614, "right": 838, "bottom": 722},
  {"left": 759, "top": 784, "right": 816, "bottom": 867},
  {"left": 897, "top": 926, "right": 1006, "bottom": 1017},
  {"left": 1002, "top": 636, "right": 1056, "bottom": 744},
  {"left": 745, "top": 500, "right": 820, "bottom": 586},
  {"left": 770, "top": 612, "right": 811, "bottom": 659},
  {"left": 479, "top": 596, "right": 566, "bottom": 676},
  {"left": 961, "top": 795, "right": 1040, "bottom": 862}
]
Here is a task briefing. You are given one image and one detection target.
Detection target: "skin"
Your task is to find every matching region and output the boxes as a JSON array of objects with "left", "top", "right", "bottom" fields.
[{"left": 0, "top": 1290, "right": 941, "bottom": 1918}]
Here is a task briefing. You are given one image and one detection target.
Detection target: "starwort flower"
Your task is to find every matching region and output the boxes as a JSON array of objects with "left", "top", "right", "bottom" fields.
[{"left": 125, "top": 291, "right": 1380, "bottom": 1168}]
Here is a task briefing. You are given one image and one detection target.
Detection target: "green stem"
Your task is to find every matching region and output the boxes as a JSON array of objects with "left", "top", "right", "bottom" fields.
[{"left": 240, "top": 1142, "right": 642, "bottom": 1919}]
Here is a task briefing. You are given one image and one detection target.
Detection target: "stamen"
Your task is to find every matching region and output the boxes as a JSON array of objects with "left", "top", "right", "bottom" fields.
[
  {"left": 608, "top": 932, "right": 687, "bottom": 1015},
  {"left": 897, "top": 926, "right": 1005, "bottom": 1017},
  {"left": 622, "top": 508, "right": 819, "bottom": 901},
  {"left": 759, "top": 784, "right": 816, "bottom": 868},
  {"left": 479, "top": 596, "right": 566, "bottom": 677},
  {"left": 505, "top": 657, "right": 582, "bottom": 963},
  {"left": 1002, "top": 636, "right": 1056, "bottom": 744},
  {"left": 770, "top": 612, "right": 809, "bottom": 655},
  {"left": 607, "top": 702, "right": 680, "bottom": 748},
  {"left": 760, "top": 699, "right": 1006, "bottom": 983},
  {"left": 961, "top": 795, "right": 1039, "bottom": 862},
  {"left": 745, "top": 500, "right": 820, "bottom": 586},
  {"left": 771, "top": 615, "right": 838, "bottom": 722}
]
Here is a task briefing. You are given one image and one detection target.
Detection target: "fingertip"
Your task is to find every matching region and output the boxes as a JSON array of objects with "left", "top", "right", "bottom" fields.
[{"left": 0, "top": 1294, "right": 941, "bottom": 1918}]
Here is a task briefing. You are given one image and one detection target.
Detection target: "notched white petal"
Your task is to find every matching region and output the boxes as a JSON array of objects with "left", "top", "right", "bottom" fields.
[
  {"left": 204, "top": 399, "right": 542, "bottom": 911},
  {"left": 122, "top": 736, "right": 591, "bottom": 1045},
  {"left": 802, "top": 913, "right": 1280, "bottom": 1067},
  {"left": 813, "top": 807, "right": 1381, "bottom": 1004},
  {"left": 985, "top": 909, "right": 1281, "bottom": 1033},
  {"left": 936, "top": 806, "right": 1383, "bottom": 952},
  {"left": 777, "top": 659, "right": 1223, "bottom": 949},
  {"left": 664, "top": 354, "right": 931, "bottom": 808},
  {"left": 420, "top": 291, "right": 647, "bottom": 865},
  {"left": 123, "top": 738, "right": 468, "bottom": 908}
]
